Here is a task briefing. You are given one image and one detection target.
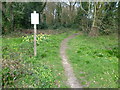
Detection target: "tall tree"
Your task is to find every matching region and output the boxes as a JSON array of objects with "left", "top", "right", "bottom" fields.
[
  {"left": 89, "top": 2, "right": 115, "bottom": 36},
  {"left": 2, "top": 2, "right": 47, "bottom": 34}
]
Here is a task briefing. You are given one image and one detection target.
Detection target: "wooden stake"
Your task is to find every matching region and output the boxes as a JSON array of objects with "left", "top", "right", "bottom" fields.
[
  {"left": 31, "top": 11, "right": 39, "bottom": 56},
  {"left": 34, "top": 24, "right": 37, "bottom": 56}
]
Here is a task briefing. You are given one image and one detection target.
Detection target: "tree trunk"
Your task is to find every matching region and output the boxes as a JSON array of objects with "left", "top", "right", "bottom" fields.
[
  {"left": 89, "top": 26, "right": 99, "bottom": 36},
  {"left": 89, "top": 2, "right": 99, "bottom": 36},
  {"left": 56, "top": 3, "right": 62, "bottom": 25},
  {"left": 10, "top": 3, "right": 14, "bottom": 32}
]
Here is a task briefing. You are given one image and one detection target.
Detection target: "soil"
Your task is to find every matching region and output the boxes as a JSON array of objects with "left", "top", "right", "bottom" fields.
[{"left": 60, "top": 33, "right": 83, "bottom": 88}]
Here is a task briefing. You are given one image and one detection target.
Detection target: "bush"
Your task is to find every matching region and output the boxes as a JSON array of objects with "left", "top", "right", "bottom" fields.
[
  {"left": 71, "top": 24, "right": 79, "bottom": 29},
  {"left": 52, "top": 23, "right": 61, "bottom": 29},
  {"left": 100, "top": 29, "right": 113, "bottom": 35},
  {"left": 38, "top": 22, "right": 48, "bottom": 29}
]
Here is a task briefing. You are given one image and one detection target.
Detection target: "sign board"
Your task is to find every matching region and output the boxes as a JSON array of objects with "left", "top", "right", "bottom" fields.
[
  {"left": 31, "top": 11, "right": 39, "bottom": 24},
  {"left": 31, "top": 11, "right": 39, "bottom": 56}
]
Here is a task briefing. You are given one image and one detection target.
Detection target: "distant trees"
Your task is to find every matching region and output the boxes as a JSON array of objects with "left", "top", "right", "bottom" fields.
[
  {"left": 74, "top": 2, "right": 118, "bottom": 36},
  {"left": 2, "top": 2, "right": 119, "bottom": 36},
  {"left": 2, "top": 2, "right": 46, "bottom": 34},
  {"left": 44, "top": 2, "right": 77, "bottom": 29},
  {"left": 89, "top": 2, "right": 118, "bottom": 36}
]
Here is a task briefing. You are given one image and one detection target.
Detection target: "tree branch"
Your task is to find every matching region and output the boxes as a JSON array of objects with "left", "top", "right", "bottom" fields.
[{"left": 79, "top": 1, "right": 88, "bottom": 14}]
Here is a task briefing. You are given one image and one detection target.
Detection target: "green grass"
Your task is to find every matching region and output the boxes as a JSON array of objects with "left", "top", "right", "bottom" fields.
[
  {"left": 67, "top": 34, "right": 118, "bottom": 88},
  {"left": 2, "top": 30, "right": 77, "bottom": 88},
  {"left": 2, "top": 30, "right": 118, "bottom": 88}
]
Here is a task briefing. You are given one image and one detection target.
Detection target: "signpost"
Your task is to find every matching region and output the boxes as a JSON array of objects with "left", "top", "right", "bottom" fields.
[{"left": 31, "top": 11, "right": 39, "bottom": 56}]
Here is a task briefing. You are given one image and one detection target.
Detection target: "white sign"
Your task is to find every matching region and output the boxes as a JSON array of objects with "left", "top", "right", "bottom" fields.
[
  {"left": 31, "top": 11, "right": 39, "bottom": 56},
  {"left": 31, "top": 11, "right": 39, "bottom": 24}
]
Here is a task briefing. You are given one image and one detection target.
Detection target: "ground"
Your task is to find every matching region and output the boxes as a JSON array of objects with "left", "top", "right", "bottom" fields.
[
  {"left": 60, "top": 33, "right": 82, "bottom": 88},
  {"left": 67, "top": 33, "right": 118, "bottom": 88},
  {"left": 1, "top": 30, "right": 118, "bottom": 88}
]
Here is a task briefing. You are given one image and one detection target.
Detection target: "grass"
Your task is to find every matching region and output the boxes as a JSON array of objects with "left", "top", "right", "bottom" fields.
[
  {"left": 2, "top": 30, "right": 78, "bottom": 88},
  {"left": 67, "top": 34, "right": 118, "bottom": 88},
  {"left": 2, "top": 30, "right": 118, "bottom": 88}
]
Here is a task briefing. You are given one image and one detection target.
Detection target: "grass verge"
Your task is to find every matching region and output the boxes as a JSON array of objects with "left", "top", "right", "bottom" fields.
[
  {"left": 2, "top": 30, "right": 77, "bottom": 88},
  {"left": 67, "top": 34, "right": 118, "bottom": 88}
]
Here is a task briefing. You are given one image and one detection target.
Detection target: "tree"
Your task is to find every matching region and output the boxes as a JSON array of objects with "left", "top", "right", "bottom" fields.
[
  {"left": 2, "top": 2, "right": 47, "bottom": 34},
  {"left": 89, "top": 2, "right": 118, "bottom": 36},
  {"left": 0, "top": 1, "right": 2, "bottom": 35},
  {"left": 56, "top": 2, "right": 62, "bottom": 25},
  {"left": 2, "top": 2, "right": 14, "bottom": 34}
]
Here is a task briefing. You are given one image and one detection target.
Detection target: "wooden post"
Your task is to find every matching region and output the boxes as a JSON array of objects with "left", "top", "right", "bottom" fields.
[
  {"left": 34, "top": 24, "right": 37, "bottom": 56},
  {"left": 31, "top": 11, "right": 39, "bottom": 56}
]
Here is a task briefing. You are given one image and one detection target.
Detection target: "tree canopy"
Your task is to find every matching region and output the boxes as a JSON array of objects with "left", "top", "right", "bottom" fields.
[{"left": 2, "top": 2, "right": 119, "bottom": 36}]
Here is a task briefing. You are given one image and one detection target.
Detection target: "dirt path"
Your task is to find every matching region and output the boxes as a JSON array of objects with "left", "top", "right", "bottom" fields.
[{"left": 60, "top": 33, "right": 82, "bottom": 88}]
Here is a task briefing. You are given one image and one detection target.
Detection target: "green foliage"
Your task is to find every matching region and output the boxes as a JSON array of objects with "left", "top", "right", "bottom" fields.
[
  {"left": 52, "top": 23, "right": 62, "bottom": 29},
  {"left": 38, "top": 22, "right": 48, "bottom": 29},
  {"left": 2, "top": 36, "right": 56, "bottom": 88},
  {"left": 2, "top": 2, "right": 118, "bottom": 35},
  {"left": 67, "top": 34, "right": 118, "bottom": 88},
  {"left": 2, "top": 60, "right": 26, "bottom": 87},
  {"left": 17, "top": 57, "right": 56, "bottom": 88},
  {"left": 2, "top": 2, "right": 46, "bottom": 33},
  {"left": 2, "top": 31, "right": 74, "bottom": 88},
  {"left": 96, "top": 2, "right": 118, "bottom": 35}
]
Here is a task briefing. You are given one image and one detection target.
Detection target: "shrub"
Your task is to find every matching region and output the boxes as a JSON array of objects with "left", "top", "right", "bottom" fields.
[{"left": 38, "top": 22, "right": 48, "bottom": 29}]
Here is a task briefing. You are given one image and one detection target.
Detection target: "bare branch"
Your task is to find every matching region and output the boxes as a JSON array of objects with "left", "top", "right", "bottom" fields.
[{"left": 79, "top": 1, "right": 88, "bottom": 14}]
